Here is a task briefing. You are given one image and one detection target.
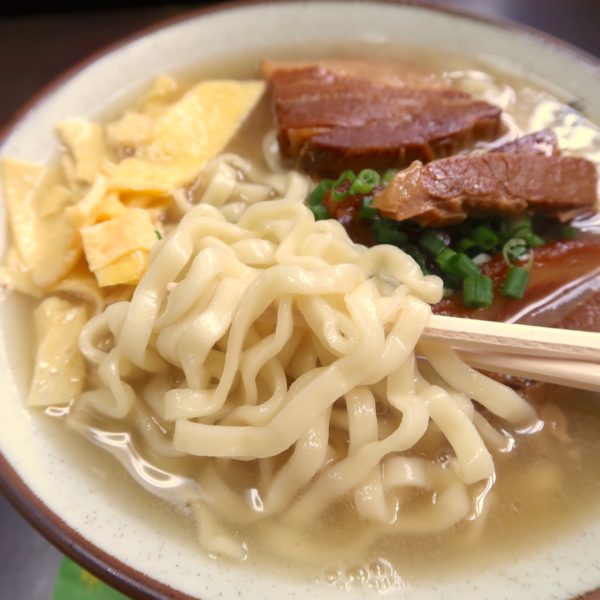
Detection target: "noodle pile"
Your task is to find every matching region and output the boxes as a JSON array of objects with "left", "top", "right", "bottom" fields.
[{"left": 78, "top": 192, "right": 537, "bottom": 560}]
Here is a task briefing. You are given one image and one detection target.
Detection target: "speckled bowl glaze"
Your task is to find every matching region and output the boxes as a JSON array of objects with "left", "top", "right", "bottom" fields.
[{"left": 1, "top": 2, "right": 600, "bottom": 599}]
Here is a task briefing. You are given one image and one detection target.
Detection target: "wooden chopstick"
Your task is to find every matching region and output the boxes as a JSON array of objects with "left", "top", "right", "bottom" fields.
[
  {"left": 458, "top": 351, "right": 600, "bottom": 393},
  {"left": 422, "top": 314, "right": 600, "bottom": 392},
  {"left": 423, "top": 314, "right": 600, "bottom": 361}
]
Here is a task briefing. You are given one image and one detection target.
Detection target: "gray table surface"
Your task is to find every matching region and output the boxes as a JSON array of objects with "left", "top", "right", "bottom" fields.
[{"left": 1, "top": 2, "right": 599, "bottom": 599}]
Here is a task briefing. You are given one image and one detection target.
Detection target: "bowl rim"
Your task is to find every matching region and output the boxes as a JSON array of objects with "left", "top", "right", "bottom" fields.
[{"left": 1, "top": 1, "right": 600, "bottom": 599}]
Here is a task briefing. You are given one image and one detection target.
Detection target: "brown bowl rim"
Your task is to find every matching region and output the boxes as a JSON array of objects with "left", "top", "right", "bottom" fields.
[{"left": 1, "top": 1, "right": 600, "bottom": 599}]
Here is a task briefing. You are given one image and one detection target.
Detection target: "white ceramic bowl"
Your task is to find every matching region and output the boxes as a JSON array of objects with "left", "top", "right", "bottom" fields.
[{"left": 1, "top": 2, "right": 600, "bottom": 599}]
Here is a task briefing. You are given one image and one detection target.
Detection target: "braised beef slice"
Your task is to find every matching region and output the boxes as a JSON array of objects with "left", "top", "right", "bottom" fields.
[
  {"left": 373, "top": 153, "right": 598, "bottom": 226},
  {"left": 267, "top": 62, "right": 469, "bottom": 98},
  {"left": 277, "top": 94, "right": 481, "bottom": 159},
  {"left": 272, "top": 77, "right": 467, "bottom": 104},
  {"left": 492, "top": 129, "right": 559, "bottom": 156},
  {"left": 300, "top": 102, "right": 501, "bottom": 178},
  {"left": 262, "top": 59, "right": 503, "bottom": 177},
  {"left": 261, "top": 59, "right": 451, "bottom": 90},
  {"left": 276, "top": 91, "right": 471, "bottom": 131}
]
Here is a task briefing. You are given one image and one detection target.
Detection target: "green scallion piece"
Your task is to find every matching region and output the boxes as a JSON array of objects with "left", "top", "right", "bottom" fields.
[
  {"left": 373, "top": 220, "right": 407, "bottom": 246},
  {"left": 418, "top": 231, "right": 447, "bottom": 256},
  {"left": 502, "top": 238, "right": 535, "bottom": 271},
  {"left": 435, "top": 247, "right": 457, "bottom": 272},
  {"left": 456, "top": 237, "right": 477, "bottom": 254},
  {"left": 154, "top": 230, "right": 163, "bottom": 240},
  {"left": 463, "top": 274, "right": 494, "bottom": 308},
  {"left": 306, "top": 179, "right": 333, "bottom": 207},
  {"left": 522, "top": 230, "right": 545, "bottom": 247},
  {"left": 359, "top": 197, "right": 377, "bottom": 219},
  {"left": 559, "top": 225, "right": 577, "bottom": 239},
  {"left": 331, "top": 189, "right": 347, "bottom": 201},
  {"left": 447, "top": 253, "right": 481, "bottom": 280},
  {"left": 507, "top": 216, "right": 532, "bottom": 238},
  {"left": 359, "top": 206, "right": 378, "bottom": 219},
  {"left": 310, "top": 204, "right": 330, "bottom": 221},
  {"left": 471, "top": 225, "right": 499, "bottom": 250},
  {"left": 331, "top": 170, "right": 356, "bottom": 201},
  {"left": 501, "top": 265, "right": 529, "bottom": 299},
  {"left": 378, "top": 229, "right": 408, "bottom": 246},
  {"left": 360, "top": 168, "right": 380, "bottom": 184},
  {"left": 502, "top": 238, "right": 528, "bottom": 265},
  {"left": 350, "top": 169, "right": 381, "bottom": 195},
  {"left": 382, "top": 169, "right": 398, "bottom": 184},
  {"left": 350, "top": 181, "right": 371, "bottom": 195}
]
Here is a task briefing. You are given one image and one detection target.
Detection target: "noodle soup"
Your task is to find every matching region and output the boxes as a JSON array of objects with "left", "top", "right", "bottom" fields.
[{"left": 2, "top": 38, "right": 600, "bottom": 595}]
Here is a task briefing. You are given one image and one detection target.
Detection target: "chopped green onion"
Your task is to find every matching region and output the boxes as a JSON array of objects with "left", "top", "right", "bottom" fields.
[
  {"left": 359, "top": 196, "right": 378, "bottom": 219},
  {"left": 350, "top": 169, "right": 380, "bottom": 195},
  {"left": 502, "top": 238, "right": 527, "bottom": 264},
  {"left": 511, "top": 244, "right": 529, "bottom": 259},
  {"left": 350, "top": 181, "right": 371, "bottom": 195},
  {"left": 306, "top": 179, "right": 333, "bottom": 206},
  {"left": 310, "top": 204, "right": 330, "bottom": 221},
  {"left": 373, "top": 220, "right": 407, "bottom": 246},
  {"left": 447, "top": 253, "right": 481, "bottom": 279},
  {"left": 522, "top": 230, "right": 545, "bottom": 247},
  {"left": 456, "top": 237, "right": 477, "bottom": 255},
  {"left": 508, "top": 226, "right": 544, "bottom": 248},
  {"left": 418, "top": 231, "right": 447, "bottom": 256},
  {"left": 331, "top": 170, "right": 356, "bottom": 201},
  {"left": 463, "top": 274, "right": 494, "bottom": 308},
  {"left": 336, "top": 170, "right": 356, "bottom": 184},
  {"left": 502, "top": 238, "right": 533, "bottom": 269},
  {"left": 501, "top": 266, "right": 529, "bottom": 299},
  {"left": 507, "top": 216, "right": 532, "bottom": 238},
  {"left": 559, "top": 225, "right": 577, "bottom": 239},
  {"left": 382, "top": 169, "right": 398, "bottom": 184},
  {"left": 435, "top": 247, "right": 458, "bottom": 272},
  {"left": 359, "top": 206, "right": 378, "bottom": 219},
  {"left": 360, "top": 169, "right": 380, "bottom": 183},
  {"left": 377, "top": 229, "right": 407, "bottom": 246},
  {"left": 505, "top": 215, "right": 545, "bottom": 247},
  {"left": 471, "top": 225, "right": 499, "bottom": 250},
  {"left": 154, "top": 230, "right": 163, "bottom": 240}
]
